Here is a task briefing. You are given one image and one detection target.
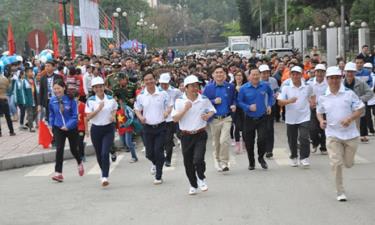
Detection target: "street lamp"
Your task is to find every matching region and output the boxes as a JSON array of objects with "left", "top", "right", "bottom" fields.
[
  {"left": 113, "top": 7, "right": 128, "bottom": 52},
  {"left": 149, "top": 23, "right": 158, "bottom": 48},
  {"left": 53, "top": 0, "right": 71, "bottom": 57},
  {"left": 137, "top": 16, "right": 148, "bottom": 53}
]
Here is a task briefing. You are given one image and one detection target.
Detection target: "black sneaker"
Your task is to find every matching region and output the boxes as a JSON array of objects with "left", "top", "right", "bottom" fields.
[
  {"left": 111, "top": 153, "right": 117, "bottom": 162},
  {"left": 165, "top": 161, "right": 171, "bottom": 167},
  {"left": 265, "top": 152, "right": 273, "bottom": 159},
  {"left": 259, "top": 159, "right": 268, "bottom": 170},
  {"left": 260, "top": 162, "right": 268, "bottom": 170},
  {"left": 248, "top": 165, "right": 255, "bottom": 170},
  {"left": 222, "top": 166, "right": 229, "bottom": 172},
  {"left": 10, "top": 132, "right": 16, "bottom": 136}
]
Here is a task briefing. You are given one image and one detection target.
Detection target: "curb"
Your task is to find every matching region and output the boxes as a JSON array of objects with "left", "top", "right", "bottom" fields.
[{"left": 0, "top": 139, "right": 122, "bottom": 171}]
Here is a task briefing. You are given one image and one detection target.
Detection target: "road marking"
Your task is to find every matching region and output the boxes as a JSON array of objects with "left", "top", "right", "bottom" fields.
[
  {"left": 355, "top": 155, "right": 370, "bottom": 164},
  {"left": 25, "top": 162, "right": 65, "bottom": 177},
  {"left": 88, "top": 153, "right": 125, "bottom": 175},
  {"left": 272, "top": 148, "right": 290, "bottom": 166}
]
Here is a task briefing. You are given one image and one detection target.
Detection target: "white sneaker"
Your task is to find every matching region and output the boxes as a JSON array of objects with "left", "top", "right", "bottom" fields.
[
  {"left": 150, "top": 165, "right": 156, "bottom": 175},
  {"left": 141, "top": 147, "right": 146, "bottom": 152},
  {"left": 337, "top": 193, "right": 347, "bottom": 202},
  {"left": 188, "top": 187, "right": 198, "bottom": 195},
  {"left": 101, "top": 177, "right": 109, "bottom": 187},
  {"left": 197, "top": 179, "right": 208, "bottom": 192},
  {"left": 290, "top": 158, "right": 298, "bottom": 167},
  {"left": 153, "top": 179, "right": 163, "bottom": 185},
  {"left": 300, "top": 158, "right": 310, "bottom": 168}
]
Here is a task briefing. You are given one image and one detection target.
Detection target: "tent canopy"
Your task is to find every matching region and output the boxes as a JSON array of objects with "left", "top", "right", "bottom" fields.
[{"left": 120, "top": 39, "right": 146, "bottom": 50}]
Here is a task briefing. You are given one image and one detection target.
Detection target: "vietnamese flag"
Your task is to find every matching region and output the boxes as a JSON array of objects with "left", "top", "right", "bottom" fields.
[
  {"left": 71, "top": 31, "right": 76, "bottom": 59},
  {"left": 52, "top": 29, "right": 59, "bottom": 58},
  {"left": 7, "top": 21, "right": 15, "bottom": 55},
  {"left": 38, "top": 121, "right": 53, "bottom": 149}
]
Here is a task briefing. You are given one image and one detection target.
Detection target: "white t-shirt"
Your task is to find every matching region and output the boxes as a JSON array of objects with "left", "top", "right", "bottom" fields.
[
  {"left": 278, "top": 80, "right": 314, "bottom": 124},
  {"left": 134, "top": 87, "right": 172, "bottom": 125},
  {"left": 161, "top": 86, "right": 183, "bottom": 122},
  {"left": 317, "top": 85, "right": 365, "bottom": 140},
  {"left": 171, "top": 94, "right": 216, "bottom": 131},
  {"left": 85, "top": 94, "right": 118, "bottom": 126},
  {"left": 367, "top": 73, "right": 375, "bottom": 106}
]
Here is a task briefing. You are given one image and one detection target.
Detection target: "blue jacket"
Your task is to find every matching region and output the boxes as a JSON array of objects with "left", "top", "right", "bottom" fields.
[
  {"left": 49, "top": 95, "right": 78, "bottom": 130},
  {"left": 237, "top": 81, "right": 274, "bottom": 118},
  {"left": 202, "top": 81, "right": 236, "bottom": 115},
  {"left": 356, "top": 69, "right": 373, "bottom": 87}
]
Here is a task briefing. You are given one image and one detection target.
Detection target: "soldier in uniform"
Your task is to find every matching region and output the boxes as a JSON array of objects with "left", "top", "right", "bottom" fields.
[{"left": 105, "top": 63, "right": 122, "bottom": 93}]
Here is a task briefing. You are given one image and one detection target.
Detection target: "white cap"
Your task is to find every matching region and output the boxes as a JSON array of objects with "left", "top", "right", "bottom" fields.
[
  {"left": 364, "top": 62, "right": 373, "bottom": 69},
  {"left": 344, "top": 62, "right": 357, "bottom": 71},
  {"left": 315, "top": 64, "right": 326, "bottom": 71},
  {"left": 91, "top": 77, "right": 105, "bottom": 87},
  {"left": 291, "top": 66, "right": 303, "bottom": 73},
  {"left": 184, "top": 75, "right": 199, "bottom": 87},
  {"left": 259, "top": 64, "right": 270, "bottom": 72},
  {"left": 159, "top": 73, "right": 171, "bottom": 84},
  {"left": 326, "top": 66, "right": 342, "bottom": 77}
]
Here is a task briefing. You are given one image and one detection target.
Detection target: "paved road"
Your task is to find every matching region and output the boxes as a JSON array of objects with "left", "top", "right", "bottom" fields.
[{"left": 1, "top": 123, "right": 375, "bottom": 225}]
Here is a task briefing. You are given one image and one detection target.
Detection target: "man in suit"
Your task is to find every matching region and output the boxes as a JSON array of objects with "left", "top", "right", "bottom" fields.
[{"left": 38, "top": 60, "right": 63, "bottom": 122}]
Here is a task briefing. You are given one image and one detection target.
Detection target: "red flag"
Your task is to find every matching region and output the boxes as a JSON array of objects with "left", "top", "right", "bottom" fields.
[
  {"left": 58, "top": 4, "right": 64, "bottom": 24},
  {"left": 89, "top": 36, "right": 94, "bottom": 56},
  {"left": 104, "top": 16, "right": 108, "bottom": 30},
  {"left": 7, "top": 21, "right": 15, "bottom": 55},
  {"left": 52, "top": 29, "right": 59, "bottom": 58},
  {"left": 71, "top": 31, "right": 76, "bottom": 59},
  {"left": 86, "top": 35, "right": 90, "bottom": 55},
  {"left": 38, "top": 121, "right": 53, "bottom": 149},
  {"left": 111, "top": 16, "right": 115, "bottom": 32},
  {"left": 69, "top": 1, "right": 74, "bottom": 26}
]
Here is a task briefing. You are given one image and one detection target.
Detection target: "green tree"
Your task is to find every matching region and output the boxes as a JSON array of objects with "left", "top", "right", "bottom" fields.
[
  {"left": 350, "top": 0, "right": 375, "bottom": 27},
  {"left": 236, "top": 0, "right": 252, "bottom": 36},
  {"left": 220, "top": 21, "right": 243, "bottom": 39}
]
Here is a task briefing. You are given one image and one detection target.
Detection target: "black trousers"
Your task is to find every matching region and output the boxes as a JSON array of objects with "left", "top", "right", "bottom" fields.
[
  {"left": 18, "top": 104, "right": 26, "bottom": 125},
  {"left": 0, "top": 99, "right": 14, "bottom": 134},
  {"left": 286, "top": 121, "right": 310, "bottom": 160},
  {"left": 181, "top": 131, "right": 207, "bottom": 188},
  {"left": 273, "top": 104, "right": 281, "bottom": 122},
  {"left": 243, "top": 115, "right": 267, "bottom": 166},
  {"left": 232, "top": 109, "right": 244, "bottom": 142},
  {"left": 78, "top": 131, "right": 86, "bottom": 158},
  {"left": 365, "top": 105, "right": 375, "bottom": 133},
  {"left": 91, "top": 124, "right": 115, "bottom": 178},
  {"left": 164, "top": 121, "right": 176, "bottom": 163},
  {"left": 309, "top": 109, "right": 326, "bottom": 150},
  {"left": 53, "top": 127, "right": 82, "bottom": 173},
  {"left": 144, "top": 123, "right": 166, "bottom": 180}
]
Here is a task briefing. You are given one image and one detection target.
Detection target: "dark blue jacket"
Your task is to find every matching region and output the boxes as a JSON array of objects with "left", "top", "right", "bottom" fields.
[
  {"left": 202, "top": 81, "right": 236, "bottom": 115},
  {"left": 49, "top": 95, "right": 77, "bottom": 130}
]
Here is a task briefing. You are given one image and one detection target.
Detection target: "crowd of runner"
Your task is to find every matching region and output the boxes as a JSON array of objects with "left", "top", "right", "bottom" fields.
[{"left": 0, "top": 45, "right": 374, "bottom": 201}]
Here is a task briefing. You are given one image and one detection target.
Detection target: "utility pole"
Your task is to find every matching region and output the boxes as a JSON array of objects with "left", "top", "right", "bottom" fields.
[
  {"left": 61, "top": 0, "right": 71, "bottom": 57},
  {"left": 259, "top": 0, "right": 263, "bottom": 48},
  {"left": 284, "top": 0, "right": 288, "bottom": 36},
  {"left": 340, "top": 0, "right": 346, "bottom": 60}
]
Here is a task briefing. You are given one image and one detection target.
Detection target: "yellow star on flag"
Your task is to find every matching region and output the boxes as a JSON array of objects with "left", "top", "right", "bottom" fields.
[{"left": 117, "top": 114, "right": 125, "bottom": 123}]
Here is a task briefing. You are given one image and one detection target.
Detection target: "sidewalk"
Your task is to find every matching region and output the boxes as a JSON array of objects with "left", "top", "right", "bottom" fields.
[{"left": 0, "top": 116, "right": 98, "bottom": 171}]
